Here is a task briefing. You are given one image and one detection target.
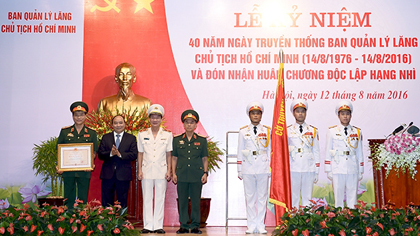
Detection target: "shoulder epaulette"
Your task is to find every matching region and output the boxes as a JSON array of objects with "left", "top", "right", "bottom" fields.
[
  {"left": 138, "top": 128, "right": 148, "bottom": 133},
  {"left": 197, "top": 133, "right": 207, "bottom": 138},
  {"left": 162, "top": 127, "right": 171, "bottom": 132},
  {"left": 240, "top": 125, "right": 248, "bottom": 130},
  {"left": 310, "top": 125, "right": 318, "bottom": 130},
  {"left": 329, "top": 125, "right": 337, "bottom": 129},
  {"left": 353, "top": 126, "right": 361, "bottom": 130},
  {"left": 174, "top": 133, "right": 183, "bottom": 137},
  {"left": 287, "top": 124, "right": 292, "bottom": 128},
  {"left": 86, "top": 126, "right": 96, "bottom": 131},
  {"left": 61, "top": 125, "right": 72, "bottom": 129},
  {"left": 263, "top": 125, "right": 271, "bottom": 130}
]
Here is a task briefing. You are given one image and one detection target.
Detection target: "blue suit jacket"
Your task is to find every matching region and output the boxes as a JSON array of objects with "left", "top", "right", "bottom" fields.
[{"left": 98, "top": 132, "right": 138, "bottom": 181}]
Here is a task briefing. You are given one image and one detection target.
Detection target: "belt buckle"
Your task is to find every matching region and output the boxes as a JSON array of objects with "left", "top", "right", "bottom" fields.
[
  {"left": 344, "top": 151, "right": 350, "bottom": 155},
  {"left": 252, "top": 151, "right": 257, "bottom": 155}
]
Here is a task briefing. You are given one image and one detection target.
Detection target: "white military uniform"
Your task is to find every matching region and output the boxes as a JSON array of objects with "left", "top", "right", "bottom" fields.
[
  {"left": 287, "top": 122, "right": 320, "bottom": 208},
  {"left": 325, "top": 101, "right": 364, "bottom": 209},
  {"left": 137, "top": 105, "right": 173, "bottom": 231},
  {"left": 237, "top": 122, "right": 271, "bottom": 233}
]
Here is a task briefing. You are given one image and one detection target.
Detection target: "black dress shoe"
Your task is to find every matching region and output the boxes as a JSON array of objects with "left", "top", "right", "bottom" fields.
[
  {"left": 191, "top": 228, "right": 202, "bottom": 234},
  {"left": 141, "top": 229, "right": 152, "bottom": 234},
  {"left": 154, "top": 229, "right": 165, "bottom": 234},
  {"left": 176, "top": 228, "right": 189, "bottom": 234}
]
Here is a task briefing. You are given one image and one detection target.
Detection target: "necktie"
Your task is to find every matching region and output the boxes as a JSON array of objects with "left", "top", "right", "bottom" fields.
[
  {"left": 344, "top": 127, "right": 348, "bottom": 136},
  {"left": 253, "top": 126, "right": 257, "bottom": 135},
  {"left": 299, "top": 125, "right": 303, "bottom": 133},
  {"left": 116, "top": 134, "right": 121, "bottom": 148}
]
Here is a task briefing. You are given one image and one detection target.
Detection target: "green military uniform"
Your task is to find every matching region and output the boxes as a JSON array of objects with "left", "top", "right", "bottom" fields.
[
  {"left": 173, "top": 132, "right": 208, "bottom": 229},
  {"left": 57, "top": 101, "right": 98, "bottom": 209}
]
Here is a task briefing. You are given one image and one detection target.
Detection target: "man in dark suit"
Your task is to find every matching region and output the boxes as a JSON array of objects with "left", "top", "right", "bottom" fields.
[{"left": 98, "top": 115, "right": 138, "bottom": 208}]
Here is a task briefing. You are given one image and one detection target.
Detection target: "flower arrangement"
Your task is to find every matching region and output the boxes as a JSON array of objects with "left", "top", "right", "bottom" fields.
[
  {"left": 0, "top": 200, "right": 138, "bottom": 235},
  {"left": 86, "top": 107, "right": 224, "bottom": 172},
  {"left": 372, "top": 131, "right": 420, "bottom": 179},
  {"left": 273, "top": 199, "right": 420, "bottom": 236},
  {"left": 85, "top": 107, "right": 150, "bottom": 140}
]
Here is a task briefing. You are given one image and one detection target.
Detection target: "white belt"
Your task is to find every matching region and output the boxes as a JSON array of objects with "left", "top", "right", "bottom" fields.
[
  {"left": 252, "top": 150, "right": 266, "bottom": 155},
  {"left": 295, "top": 147, "right": 311, "bottom": 153},
  {"left": 337, "top": 150, "right": 352, "bottom": 156}
]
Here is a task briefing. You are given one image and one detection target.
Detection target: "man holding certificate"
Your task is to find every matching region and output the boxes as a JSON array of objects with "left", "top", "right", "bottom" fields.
[{"left": 57, "top": 101, "right": 98, "bottom": 209}]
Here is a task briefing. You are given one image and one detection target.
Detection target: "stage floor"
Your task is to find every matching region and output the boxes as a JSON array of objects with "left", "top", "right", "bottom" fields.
[{"left": 135, "top": 227, "right": 276, "bottom": 236}]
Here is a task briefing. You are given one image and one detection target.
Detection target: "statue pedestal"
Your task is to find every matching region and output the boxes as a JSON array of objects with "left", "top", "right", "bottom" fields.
[{"left": 369, "top": 139, "right": 420, "bottom": 208}]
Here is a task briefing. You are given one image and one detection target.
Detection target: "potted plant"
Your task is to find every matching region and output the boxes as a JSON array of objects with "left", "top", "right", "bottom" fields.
[{"left": 32, "top": 137, "right": 64, "bottom": 205}]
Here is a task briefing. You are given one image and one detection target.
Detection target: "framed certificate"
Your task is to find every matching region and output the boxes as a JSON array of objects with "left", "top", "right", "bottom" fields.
[{"left": 57, "top": 143, "right": 94, "bottom": 171}]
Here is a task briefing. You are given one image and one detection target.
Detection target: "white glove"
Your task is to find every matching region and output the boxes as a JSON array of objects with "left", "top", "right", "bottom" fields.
[
  {"left": 358, "top": 173, "right": 363, "bottom": 181},
  {"left": 327, "top": 172, "right": 333, "bottom": 181},
  {"left": 314, "top": 174, "right": 319, "bottom": 183},
  {"left": 238, "top": 171, "right": 243, "bottom": 180}
]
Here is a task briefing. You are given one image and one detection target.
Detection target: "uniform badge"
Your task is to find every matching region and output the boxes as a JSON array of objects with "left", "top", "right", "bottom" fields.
[
  {"left": 245, "top": 134, "right": 250, "bottom": 136},
  {"left": 179, "top": 140, "right": 184, "bottom": 144},
  {"left": 194, "top": 142, "right": 200, "bottom": 146},
  {"left": 84, "top": 134, "right": 90, "bottom": 138},
  {"left": 144, "top": 138, "right": 149, "bottom": 140},
  {"left": 67, "top": 133, "right": 74, "bottom": 137}
]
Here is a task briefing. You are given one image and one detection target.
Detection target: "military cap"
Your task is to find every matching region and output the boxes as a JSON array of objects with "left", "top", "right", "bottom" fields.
[
  {"left": 335, "top": 100, "right": 353, "bottom": 115},
  {"left": 246, "top": 101, "right": 264, "bottom": 115},
  {"left": 290, "top": 99, "right": 308, "bottom": 113},
  {"left": 70, "top": 101, "right": 88, "bottom": 113},
  {"left": 147, "top": 104, "right": 165, "bottom": 117},
  {"left": 181, "top": 109, "right": 199, "bottom": 122}
]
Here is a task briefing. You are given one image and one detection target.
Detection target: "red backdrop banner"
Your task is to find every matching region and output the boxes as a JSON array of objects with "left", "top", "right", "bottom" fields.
[{"left": 83, "top": 0, "right": 207, "bottom": 226}]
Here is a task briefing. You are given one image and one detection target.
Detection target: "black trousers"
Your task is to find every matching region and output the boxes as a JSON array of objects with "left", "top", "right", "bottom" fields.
[{"left": 101, "top": 173, "right": 130, "bottom": 208}]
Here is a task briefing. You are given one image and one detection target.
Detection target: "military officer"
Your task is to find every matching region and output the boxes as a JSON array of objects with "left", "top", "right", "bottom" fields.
[
  {"left": 172, "top": 110, "right": 209, "bottom": 234},
  {"left": 56, "top": 101, "right": 98, "bottom": 209},
  {"left": 325, "top": 100, "right": 364, "bottom": 209},
  {"left": 287, "top": 99, "right": 320, "bottom": 209},
  {"left": 138, "top": 104, "right": 173, "bottom": 234},
  {"left": 237, "top": 101, "right": 271, "bottom": 234}
]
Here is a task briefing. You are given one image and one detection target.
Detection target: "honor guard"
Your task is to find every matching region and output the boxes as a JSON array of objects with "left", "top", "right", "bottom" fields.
[
  {"left": 237, "top": 101, "right": 271, "bottom": 234},
  {"left": 325, "top": 100, "right": 364, "bottom": 209},
  {"left": 287, "top": 99, "right": 320, "bottom": 208}
]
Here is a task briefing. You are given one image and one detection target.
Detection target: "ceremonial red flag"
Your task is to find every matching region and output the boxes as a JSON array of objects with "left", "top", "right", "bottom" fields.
[{"left": 269, "top": 50, "right": 292, "bottom": 225}]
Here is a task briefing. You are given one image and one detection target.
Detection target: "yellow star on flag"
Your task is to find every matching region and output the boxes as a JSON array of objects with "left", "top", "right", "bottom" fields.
[{"left": 134, "top": 0, "right": 154, "bottom": 13}]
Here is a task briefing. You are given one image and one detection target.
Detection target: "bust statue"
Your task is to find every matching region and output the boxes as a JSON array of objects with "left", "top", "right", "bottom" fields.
[{"left": 97, "top": 62, "right": 151, "bottom": 114}]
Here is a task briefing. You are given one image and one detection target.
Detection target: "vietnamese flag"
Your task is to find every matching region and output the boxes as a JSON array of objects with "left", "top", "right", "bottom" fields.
[{"left": 269, "top": 50, "right": 292, "bottom": 225}]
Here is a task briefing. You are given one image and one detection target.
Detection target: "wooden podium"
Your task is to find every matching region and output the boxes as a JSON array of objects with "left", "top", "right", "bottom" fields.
[{"left": 369, "top": 139, "right": 420, "bottom": 208}]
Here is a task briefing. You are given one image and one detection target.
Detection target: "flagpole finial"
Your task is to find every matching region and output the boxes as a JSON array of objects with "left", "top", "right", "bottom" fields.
[{"left": 279, "top": 49, "right": 284, "bottom": 63}]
